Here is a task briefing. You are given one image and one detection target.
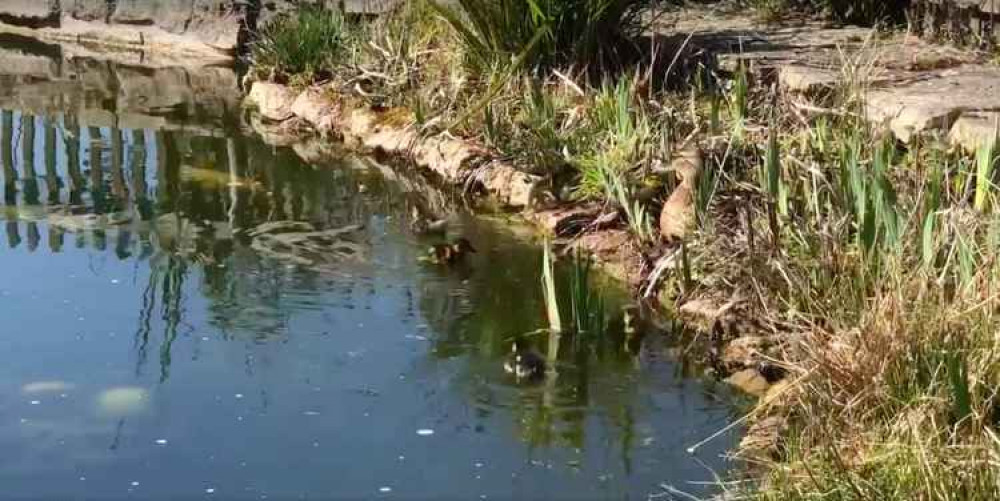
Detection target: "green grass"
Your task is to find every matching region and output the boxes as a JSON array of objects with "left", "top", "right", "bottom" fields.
[
  {"left": 252, "top": 6, "right": 351, "bottom": 82},
  {"left": 428, "top": 0, "right": 646, "bottom": 76}
]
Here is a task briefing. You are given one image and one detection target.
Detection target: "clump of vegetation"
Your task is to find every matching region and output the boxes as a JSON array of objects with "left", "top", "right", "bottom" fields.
[
  {"left": 251, "top": 6, "right": 351, "bottom": 82},
  {"left": 429, "top": 0, "right": 646, "bottom": 75},
  {"left": 540, "top": 241, "right": 608, "bottom": 337},
  {"left": 682, "top": 40, "right": 1000, "bottom": 498}
]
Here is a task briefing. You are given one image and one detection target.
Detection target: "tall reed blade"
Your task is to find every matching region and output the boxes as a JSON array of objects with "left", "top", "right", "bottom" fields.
[
  {"left": 947, "top": 352, "right": 972, "bottom": 424},
  {"left": 541, "top": 239, "right": 562, "bottom": 333},
  {"left": 974, "top": 140, "right": 997, "bottom": 212}
]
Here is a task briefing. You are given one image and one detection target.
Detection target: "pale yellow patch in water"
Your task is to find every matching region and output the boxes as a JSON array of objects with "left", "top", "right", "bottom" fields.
[
  {"left": 96, "top": 387, "right": 149, "bottom": 416},
  {"left": 180, "top": 165, "right": 259, "bottom": 188},
  {"left": 22, "top": 381, "right": 75, "bottom": 394}
]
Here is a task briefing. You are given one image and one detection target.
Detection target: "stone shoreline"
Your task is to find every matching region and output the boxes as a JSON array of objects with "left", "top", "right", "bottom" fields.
[{"left": 243, "top": 78, "right": 790, "bottom": 460}]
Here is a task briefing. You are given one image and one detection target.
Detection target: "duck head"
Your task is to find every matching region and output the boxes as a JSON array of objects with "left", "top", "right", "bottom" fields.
[{"left": 453, "top": 238, "right": 477, "bottom": 254}]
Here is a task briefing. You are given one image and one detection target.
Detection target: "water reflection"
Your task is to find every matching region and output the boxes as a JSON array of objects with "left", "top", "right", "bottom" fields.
[{"left": 0, "top": 52, "right": 738, "bottom": 500}]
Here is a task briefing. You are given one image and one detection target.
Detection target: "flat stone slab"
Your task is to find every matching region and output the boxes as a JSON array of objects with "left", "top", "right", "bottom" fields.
[
  {"left": 950, "top": 111, "right": 1000, "bottom": 150},
  {"left": 866, "top": 65, "right": 1000, "bottom": 143},
  {"left": 657, "top": 5, "right": 998, "bottom": 148}
]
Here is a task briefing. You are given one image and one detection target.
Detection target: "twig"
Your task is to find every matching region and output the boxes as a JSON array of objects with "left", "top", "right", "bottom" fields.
[
  {"left": 687, "top": 367, "right": 813, "bottom": 455},
  {"left": 643, "top": 247, "right": 680, "bottom": 298},
  {"left": 552, "top": 69, "right": 585, "bottom": 97},
  {"left": 790, "top": 100, "right": 863, "bottom": 119},
  {"left": 663, "top": 31, "right": 696, "bottom": 83}
]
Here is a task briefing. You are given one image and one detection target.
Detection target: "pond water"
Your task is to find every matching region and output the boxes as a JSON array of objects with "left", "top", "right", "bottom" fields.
[{"left": 0, "top": 39, "right": 740, "bottom": 500}]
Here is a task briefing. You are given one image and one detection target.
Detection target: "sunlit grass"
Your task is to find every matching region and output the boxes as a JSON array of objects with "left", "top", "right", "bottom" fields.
[{"left": 251, "top": 6, "right": 351, "bottom": 82}]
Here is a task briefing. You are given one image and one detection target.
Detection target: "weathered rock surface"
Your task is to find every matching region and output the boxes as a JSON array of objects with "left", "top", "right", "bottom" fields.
[
  {"left": 245, "top": 81, "right": 544, "bottom": 209},
  {"left": 739, "top": 415, "right": 787, "bottom": 461},
  {"left": 659, "top": 5, "right": 998, "bottom": 149},
  {"left": 248, "top": 82, "right": 297, "bottom": 122},
  {"left": 726, "top": 368, "right": 771, "bottom": 397},
  {"left": 949, "top": 111, "right": 1000, "bottom": 150},
  {"left": 866, "top": 66, "right": 1000, "bottom": 143},
  {"left": 0, "top": 1, "right": 247, "bottom": 65},
  {"left": 0, "top": 36, "right": 241, "bottom": 135},
  {"left": 290, "top": 89, "right": 342, "bottom": 135},
  {"left": 0, "top": 1, "right": 402, "bottom": 65}
]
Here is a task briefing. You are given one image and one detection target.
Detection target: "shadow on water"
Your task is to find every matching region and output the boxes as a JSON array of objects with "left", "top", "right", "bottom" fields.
[{"left": 0, "top": 37, "right": 742, "bottom": 500}]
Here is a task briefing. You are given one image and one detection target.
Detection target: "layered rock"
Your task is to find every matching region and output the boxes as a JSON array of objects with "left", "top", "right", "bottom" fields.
[
  {"left": 0, "top": 35, "right": 241, "bottom": 135},
  {"left": 245, "top": 81, "right": 544, "bottom": 209},
  {"left": 0, "top": 1, "right": 402, "bottom": 65}
]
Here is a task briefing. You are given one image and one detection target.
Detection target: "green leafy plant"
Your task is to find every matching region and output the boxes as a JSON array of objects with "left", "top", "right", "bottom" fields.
[
  {"left": 568, "top": 250, "right": 606, "bottom": 337},
  {"left": 429, "top": 0, "right": 645, "bottom": 75},
  {"left": 541, "top": 239, "right": 562, "bottom": 333},
  {"left": 973, "top": 139, "right": 998, "bottom": 212},
  {"left": 252, "top": 6, "right": 351, "bottom": 80}
]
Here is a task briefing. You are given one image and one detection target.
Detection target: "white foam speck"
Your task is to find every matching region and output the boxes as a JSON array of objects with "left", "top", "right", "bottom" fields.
[
  {"left": 416, "top": 429, "right": 434, "bottom": 436},
  {"left": 303, "top": 411, "right": 320, "bottom": 416},
  {"left": 234, "top": 393, "right": 244, "bottom": 399},
  {"left": 155, "top": 439, "right": 168, "bottom": 445},
  {"left": 79, "top": 477, "right": 86, "bottom": 481},
  {"left": 379, "top": 487, "right": 392, "bottom": 493},
  {"left": 205, "top": 488, "right": 216, "bottom": 494},
  {"left": 111, "top": 279, "right": 119, "bottom": 284},
  {"left": 131, "top": 481, "right": 140, "bottom": 487},
  {"left": 22, "top": 381, "right": 75, "bottom": 394},
  {"left": 29, "top": 400, "right": 40, "bottom": 405}
]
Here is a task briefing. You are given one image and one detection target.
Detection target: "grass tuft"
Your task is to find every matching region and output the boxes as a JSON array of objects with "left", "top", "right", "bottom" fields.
[
  {"left": 252, "top": 6, "right": 351, "bottom": 82},
  {"left": 428, "top": 0, "right": 646, "bottom": 76}
]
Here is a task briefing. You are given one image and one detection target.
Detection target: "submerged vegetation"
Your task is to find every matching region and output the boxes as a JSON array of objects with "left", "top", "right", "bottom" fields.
[{"left": 249, "top": 0, "right": 1000, "bottom": 498}]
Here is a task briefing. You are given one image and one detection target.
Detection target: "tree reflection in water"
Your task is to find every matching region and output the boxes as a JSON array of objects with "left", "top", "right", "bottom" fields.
[{"left": 0, "top": 104, "right": 739, "bottom": 495}]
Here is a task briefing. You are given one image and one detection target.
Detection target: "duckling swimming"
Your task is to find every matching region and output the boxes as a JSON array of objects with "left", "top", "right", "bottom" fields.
[
  {"left": 422, "top": 238, "right": 476, "bottom": 264},
  {"left": 503, "top": 339, "right": 546, "bottom": 380}
]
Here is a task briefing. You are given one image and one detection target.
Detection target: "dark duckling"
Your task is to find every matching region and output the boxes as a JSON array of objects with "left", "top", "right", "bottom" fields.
[
  {"left": 503, "top": 339, "right": 546, "bottom": 380},
  {"left": 423, "top": 238, "right": 476, "bottom": 264}
]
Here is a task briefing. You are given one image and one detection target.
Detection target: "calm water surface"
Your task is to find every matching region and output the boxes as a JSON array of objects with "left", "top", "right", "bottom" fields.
[{"left": 0, "top": 38, "right": 739, "bottom": 500}]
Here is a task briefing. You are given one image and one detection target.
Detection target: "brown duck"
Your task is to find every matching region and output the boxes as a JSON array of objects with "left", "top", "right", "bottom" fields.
[
  {"left": 659, "top": 146, "right": 703, "bottom": 242},
  {"left": 422, "top": 238, "right": 477, "bottom": 264}
]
